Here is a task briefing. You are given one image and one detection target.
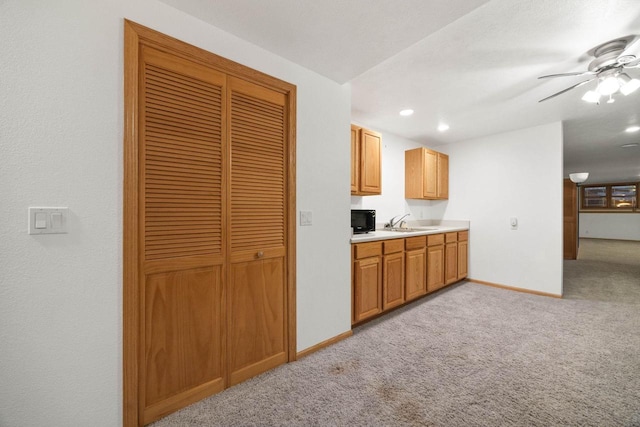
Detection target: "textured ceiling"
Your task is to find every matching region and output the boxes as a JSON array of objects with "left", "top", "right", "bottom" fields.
[
  {"left": 158, "top": 0, "right": 490, "bottom": 83},
  {"left": 160, "top": 0, "right": 640, "bottom": 183}
]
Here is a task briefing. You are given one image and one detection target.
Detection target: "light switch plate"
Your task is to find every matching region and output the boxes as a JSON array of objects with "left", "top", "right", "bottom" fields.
[{"left": 29, "top": 207, "right": 69, "bottom": 234}]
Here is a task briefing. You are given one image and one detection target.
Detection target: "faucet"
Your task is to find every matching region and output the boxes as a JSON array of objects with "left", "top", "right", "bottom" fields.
[{"left": 386, "top": 214, "right": 410, "bottom": 229}]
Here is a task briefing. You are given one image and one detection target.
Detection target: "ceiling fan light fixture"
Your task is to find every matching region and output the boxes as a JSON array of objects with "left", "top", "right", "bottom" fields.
[
  {"left": 582, "top": 90, "right": 601, "bottom": 103},
  {"left": 625, "top": 125, "right": 640, "bottom": 133},
  {"left": 619, "top": 74, "right": 640, "bottom": 95},
  {"left": 598, "top": 75, "right": 620, "bottom": 95}
]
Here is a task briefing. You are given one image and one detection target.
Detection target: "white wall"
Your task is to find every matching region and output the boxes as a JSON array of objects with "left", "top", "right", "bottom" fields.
[
  {"left": 437, "top": 122, "right": 564, "bottom": 295},
  {"left": 580, "top": 213, "right": 640, "bottom": 240},
  {"left": 350, "top": 127, "right": 435, "bottom": 224},
  {"left": 0, "top": 1, "right": 351, "bottom": 426}
]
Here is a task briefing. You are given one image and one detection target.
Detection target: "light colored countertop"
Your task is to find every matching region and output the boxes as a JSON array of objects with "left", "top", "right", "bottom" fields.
[{"left": 350, "top": 219, "right": 470, "bottom": 243}]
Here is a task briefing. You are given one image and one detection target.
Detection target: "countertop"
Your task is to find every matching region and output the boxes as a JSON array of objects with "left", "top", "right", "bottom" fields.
[{"left": 350, "top": 220, "right": 470, "bottom": 243}]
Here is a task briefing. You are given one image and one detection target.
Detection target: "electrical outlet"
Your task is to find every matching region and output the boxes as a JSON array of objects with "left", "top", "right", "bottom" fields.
[
  {"left": 300, "top": 211, "right": 312, "bottom": 226},
  {"left": 510, "top": 217, "right": 518, "bottom": 230}
]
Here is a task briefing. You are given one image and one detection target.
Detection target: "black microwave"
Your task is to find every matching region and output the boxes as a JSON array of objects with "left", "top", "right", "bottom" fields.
[{"left": 351, "top": 209, "right": 376, "bottom": 234}]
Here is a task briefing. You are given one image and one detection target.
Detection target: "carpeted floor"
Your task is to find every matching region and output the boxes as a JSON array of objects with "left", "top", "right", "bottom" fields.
[
  {"left": 152, "top": 238, "right": 640, "bottom": 426},
  {"left": 563, "top": 238, "right": 640, "bottom": 303}
]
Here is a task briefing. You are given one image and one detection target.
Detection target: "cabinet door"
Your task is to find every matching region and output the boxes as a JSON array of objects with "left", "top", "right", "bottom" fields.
[
  {"left": 437, "top": 152, "right": 449, "bottom": 199},
  {"left": 350, "top": 125, "right": 361, "bottom": 194},
  {"left": 405, "top": 247, "right": 427, "bottom": 301},
  {"left": 427, "top": 244, "right": 444, "bottom": 291},
  {"left": 360, "top": 128, "right": 382, "bottom": 194},
  {"left": 228, "top": 77, "right": 288, "bottom": 386},
  {"left": 422, "top": 149, "right": 438, "bottom": 198},
  {"left": 458, "top": 240, "right": 468, "bottom": 280},
  {"left": 383, "top": 252, "right": 405, "bottom": 310},
  {"left": 445, "top": 242, "right": 458, "bottom": 284},
  {"left": 354, "top": 256, "right": 382, "bottom": 323}
]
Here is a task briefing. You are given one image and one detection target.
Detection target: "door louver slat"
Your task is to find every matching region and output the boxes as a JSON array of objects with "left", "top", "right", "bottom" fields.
[
  {"left": 230, "top": 91, "right": 285, "bottom": 252},
  {"left": 143, "top": 63, "right": 223, "bottom": 260}
]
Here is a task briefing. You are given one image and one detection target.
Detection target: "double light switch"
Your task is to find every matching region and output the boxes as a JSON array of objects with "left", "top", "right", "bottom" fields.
[{"left": 28, "top": 207, "right": 68, "bottom": 234}]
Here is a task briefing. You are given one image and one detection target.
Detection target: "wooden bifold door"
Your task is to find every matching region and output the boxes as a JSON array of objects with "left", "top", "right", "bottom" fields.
[{"left": 123, "top": 21, "right": 296, "bottom": 426}]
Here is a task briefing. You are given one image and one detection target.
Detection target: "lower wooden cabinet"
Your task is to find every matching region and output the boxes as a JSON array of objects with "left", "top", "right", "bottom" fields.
[
  {"left": 405, "top": 236, "right": 427, "bottom": 301},
  {"left": 352, "top": 242, "right": 383, "bottom": 323},
  {"left": 352, "top": 230, "right": 468, "bottom": 325},
  {"left": 457, "top": 231, "right": 469, "bottom": 280},
  {"left": 426, "top": 234, "right": 445, "bottom": 292},
  {"left": 382, "top": 239, "right": 405, "bottom": 309},
  {"left": 445, "top": 232, "right": 458, "bottom": 285}
]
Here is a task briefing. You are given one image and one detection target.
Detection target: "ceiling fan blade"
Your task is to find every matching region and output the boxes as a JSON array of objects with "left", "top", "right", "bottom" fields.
[
  {"left": 538, "top": 78, "right": 595, "bottom": 103},
  {"left": 620, "top": 38, "right": 640, "bottom": 59},
  {"left": 538, "top": 71, "right": 596, "bottom": 79}
]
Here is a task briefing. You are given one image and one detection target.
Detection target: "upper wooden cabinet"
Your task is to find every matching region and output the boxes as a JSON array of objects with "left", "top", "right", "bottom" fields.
[
  {"left": 405, "top": 147, "right": 449, "bottom": 200},
  {"left": 351, "top": 124, "right": 382, "bottom": 195}
]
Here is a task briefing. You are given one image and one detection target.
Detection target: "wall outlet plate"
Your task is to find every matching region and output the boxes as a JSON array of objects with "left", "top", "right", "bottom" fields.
[{"left": 300, "top": 211, "right": 312, "bottom": 226}]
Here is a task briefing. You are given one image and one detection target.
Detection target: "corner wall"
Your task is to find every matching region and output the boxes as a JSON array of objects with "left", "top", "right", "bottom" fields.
[
  {"left": 437, "top": 122, "right": 564, "bottom": 295},
  {"left": 0, "top": 1, "right": 351, "bottom": 425}
]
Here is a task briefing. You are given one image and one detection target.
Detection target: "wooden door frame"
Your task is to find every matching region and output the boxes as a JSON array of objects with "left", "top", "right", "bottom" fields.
[
  {"left": 563, "top": 178, "right": 578, "bottom": 260},
  {"left": 123, "top": 20, "right": 297, "bottom": 427}
]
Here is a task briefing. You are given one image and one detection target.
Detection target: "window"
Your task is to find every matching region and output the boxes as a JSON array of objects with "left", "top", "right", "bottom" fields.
[{"left": 580, "top": 182, "right": 638, "bottom": 211}]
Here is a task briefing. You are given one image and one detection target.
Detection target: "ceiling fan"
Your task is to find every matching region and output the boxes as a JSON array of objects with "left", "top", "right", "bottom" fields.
[{"left": 538, "top": 35, "right": 640, "bottom": 103}]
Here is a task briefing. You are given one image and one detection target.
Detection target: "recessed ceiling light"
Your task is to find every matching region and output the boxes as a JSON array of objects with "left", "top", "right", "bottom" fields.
[
  {"left": 437, "top": 123, "right": 450, "bottom": 132},
  {"left": 625, "top": 125, "right": 640, "bottom": 133},
  {"left": 621, "top": 143, "right": 639, "bottom": 148},
  {"left": 399, "top": 109, "right": 414, "bottom": 116}
]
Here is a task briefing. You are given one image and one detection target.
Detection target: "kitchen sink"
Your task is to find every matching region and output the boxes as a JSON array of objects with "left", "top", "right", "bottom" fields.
[
  {"left": 379, "top": 227, "right": 438, "bottom": 232},
  {"left": 380, "top": 227, "right": 434, "bottom": 232}
]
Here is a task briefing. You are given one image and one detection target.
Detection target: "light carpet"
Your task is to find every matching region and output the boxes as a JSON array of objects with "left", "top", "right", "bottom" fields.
[{"left": 152, "top": 239, "right": 640, "bottom": 426}]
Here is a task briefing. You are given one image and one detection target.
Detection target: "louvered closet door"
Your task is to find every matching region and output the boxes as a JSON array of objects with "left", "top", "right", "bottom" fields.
[
  {"left": 227, "top": 77, "right": 288, "bottom": 386},
  {"left": 139, "top": 46, "right": 226, "bottom": 424}
]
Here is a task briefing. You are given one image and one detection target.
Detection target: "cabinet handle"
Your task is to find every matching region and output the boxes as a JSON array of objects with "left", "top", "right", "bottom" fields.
[{"left": 257, "top": 251, "right": 264, "bottom": 258}]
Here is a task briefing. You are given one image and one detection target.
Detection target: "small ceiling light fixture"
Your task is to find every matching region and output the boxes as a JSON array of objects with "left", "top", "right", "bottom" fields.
[
  {"left": 399, "top": 109, "right": 414, "bottom": 116},
  {"left": 569, "top": 172, "right": 589, "bottom": 184},
  {"left": 437, "top": 123, "right": 450, "bottom": 132},
  {"left": 625, "top": 125, "right": 640, "bottom": 133}
]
